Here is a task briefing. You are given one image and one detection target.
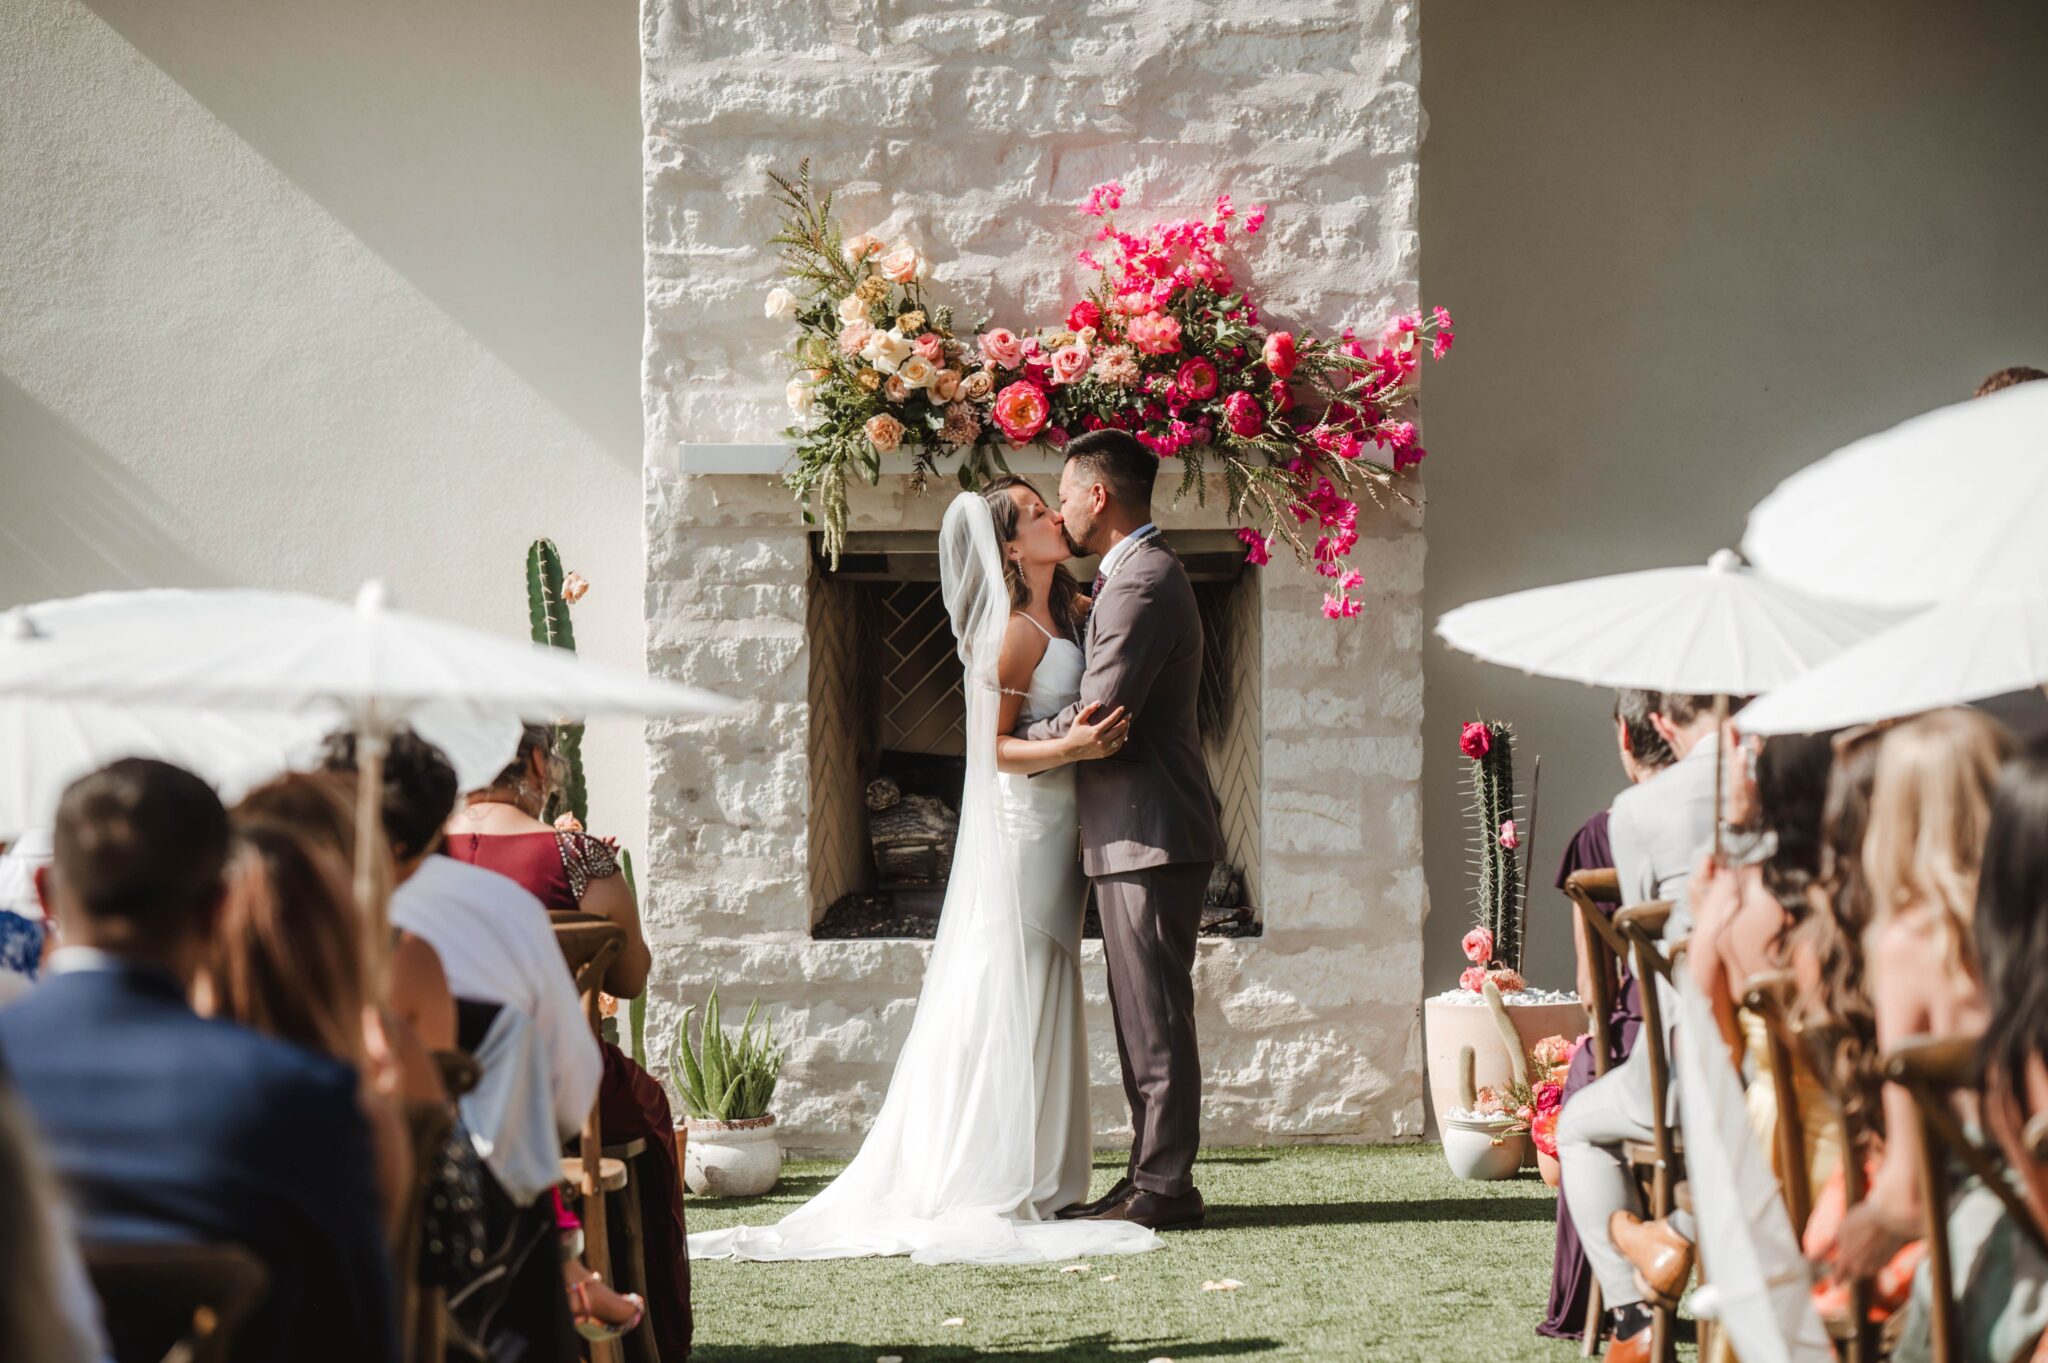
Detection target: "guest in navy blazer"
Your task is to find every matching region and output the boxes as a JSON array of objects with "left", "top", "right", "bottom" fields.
[{"left": 0, "top": 758, "right": 398, "bottom": 1363}]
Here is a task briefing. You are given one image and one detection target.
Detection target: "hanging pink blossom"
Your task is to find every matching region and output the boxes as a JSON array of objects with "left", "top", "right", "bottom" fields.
[
  {"left": 1237, "top": 526, "right": 1271, "bottom": 566},
  {"left": 1079, "top": 181, "right": 1126, "bottom": 216},
  {"left": 1224, "top": 391, "right": 1263, "bottom": 438}
]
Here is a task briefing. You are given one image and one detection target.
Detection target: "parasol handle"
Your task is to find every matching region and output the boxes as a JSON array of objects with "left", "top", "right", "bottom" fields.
[
  {"left": 1711, "top": 693, "right": 1729, "bottom": 863},
  {"left": 353, "top": 726, "right": 390, "bottom": 996}
]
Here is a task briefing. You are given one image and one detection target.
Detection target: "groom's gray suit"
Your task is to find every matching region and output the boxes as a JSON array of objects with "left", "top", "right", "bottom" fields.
[{"left": 1024, "top": 532, "right": 1225, "bottom": 1196}]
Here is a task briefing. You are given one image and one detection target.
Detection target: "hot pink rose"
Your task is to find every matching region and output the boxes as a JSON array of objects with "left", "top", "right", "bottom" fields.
[
  {"left": 991, "top": 381, "right": 1050, "bottom": 443},
  {"left": 1459, "top": 721, "right": 1492, "bottom": 760},
  {"left": 1262, "top": 330, "right": 1298, "bottom": 378},
  {"left": 1461, "top": 927, "right": 1494, "bottom": 965},
  {"left": 1499, "top": 819, "right": 1519, "bottom": 849},
  {"left": 1224, "top": 391, "right": 1263, "bottom": 438},
  {"left": 1048, "top": 342, "right": 1092, "bottom": 386},
  {"left": 1068, "top": 300, "right": 1102, "bottom": 332},
  {"left": 1127, "top": 312, "right": 1183, "bottom": 356},
  {"left": 913, "top": 333, "right": 945, "bottom": 365},
  {"left": 978, "top": 328, "right": 1024, "bottom": 369},
  {"left": 1459, "top": 965, "right": 1489, "bottom": 993},
  {"left": 1176, "top": 357, "right": 1219, "bottom": 401}
]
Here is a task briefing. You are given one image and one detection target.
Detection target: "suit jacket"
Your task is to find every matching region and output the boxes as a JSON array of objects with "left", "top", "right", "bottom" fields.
[
  {"left": 0, "top": 963, "right": 399, "bottom": 1363},
  {"left": 1024, "top": 534, "right": 1225, "bottom": 877},
  {"left": 1608, "top": 733, "right": 1720, "bottom": 944}
]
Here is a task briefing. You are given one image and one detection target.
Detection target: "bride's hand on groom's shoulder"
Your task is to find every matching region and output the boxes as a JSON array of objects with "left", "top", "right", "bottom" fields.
[{"left": 1063, "top": 701, "right": 1130, "bottom": 761}]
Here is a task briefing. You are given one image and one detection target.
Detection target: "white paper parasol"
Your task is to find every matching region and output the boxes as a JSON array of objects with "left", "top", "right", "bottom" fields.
[{"left": 1743, "top": 384, "right": 2048, "bottom": 608}]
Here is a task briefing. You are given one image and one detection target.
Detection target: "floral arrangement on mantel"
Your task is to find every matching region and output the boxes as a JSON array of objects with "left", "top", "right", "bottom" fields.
[
  {"left": 763, "top": 162, "right": 1454, "bottom": 619},
  {"left": 1456, "top": 718, "right": 1534, "bottom": 990}
]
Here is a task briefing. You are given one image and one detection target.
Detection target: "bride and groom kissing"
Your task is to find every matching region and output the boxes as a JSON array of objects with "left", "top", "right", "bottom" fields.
[{"left": 690, "top": 429, "right": 1226, "bottom": 1265}]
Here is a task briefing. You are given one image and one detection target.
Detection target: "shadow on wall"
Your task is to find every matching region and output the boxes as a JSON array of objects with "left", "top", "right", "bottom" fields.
[
  {"left": 0, "top": 375, "right": 228, "bottom": 605},
  {"left": 78, "top": 0, "right": 643, "bottom": 469}
]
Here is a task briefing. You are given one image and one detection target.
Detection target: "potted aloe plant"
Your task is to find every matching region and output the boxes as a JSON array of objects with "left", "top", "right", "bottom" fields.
[{"left": 669, "top": 987, "right": 785, "bottom": 1197}]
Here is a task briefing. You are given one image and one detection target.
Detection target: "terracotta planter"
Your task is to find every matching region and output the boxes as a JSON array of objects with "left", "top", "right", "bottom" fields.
[
  {"left": 1537, "top": 1149, "right": 1562, "bottom": 1188},
  {"left": 682, "top": 1114, "right": 781, "bottom": 1198},
  {"left": 1441, "top": 1114, "right": 1527, "bottom": 1181},
  {"left": 1423, "top": 993, "right": 1584, "bottom": 1125}
]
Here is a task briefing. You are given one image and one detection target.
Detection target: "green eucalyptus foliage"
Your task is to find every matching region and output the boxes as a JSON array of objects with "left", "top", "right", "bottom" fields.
[{"left": 668, "top": 987, "right": 784, "bottom": 1122}]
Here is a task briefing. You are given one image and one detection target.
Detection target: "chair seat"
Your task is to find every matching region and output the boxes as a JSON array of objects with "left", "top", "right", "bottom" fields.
[
  {"left": 601, "top": 1137, "right": 649, "bottom": 1161},
  {"left": 561, "top": 1157, "right": 630, "bottom": 1195},
  {"left": 1622, "top": 1138, "right": 1685, "bottom": 1170}
]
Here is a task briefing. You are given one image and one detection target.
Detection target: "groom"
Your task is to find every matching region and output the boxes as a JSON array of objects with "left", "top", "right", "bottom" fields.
[{"left": 1024, "top": 428, "right": 1226, "bottom": 1232}]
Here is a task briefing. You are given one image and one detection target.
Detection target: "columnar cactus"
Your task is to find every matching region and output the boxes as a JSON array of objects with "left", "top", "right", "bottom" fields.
[
  {"left": 525, "top": 538, "right": 588, "bottom": 826},
  {"left": 1460, "top": 718, "right": 1525, "bottom": 972}
]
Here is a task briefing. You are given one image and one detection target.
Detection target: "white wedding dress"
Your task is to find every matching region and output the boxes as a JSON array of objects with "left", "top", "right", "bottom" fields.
[{"left": 686, "top": 493, "right": 1161, "bottom": 1265}]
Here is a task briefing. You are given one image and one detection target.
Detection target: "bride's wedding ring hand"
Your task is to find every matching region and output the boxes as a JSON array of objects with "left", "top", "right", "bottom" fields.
[{"left": 1064, "top": 701, "right": 1132, "bottom": 761}]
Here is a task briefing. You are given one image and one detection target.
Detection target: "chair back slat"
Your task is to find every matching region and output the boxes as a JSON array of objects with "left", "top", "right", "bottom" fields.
[
  {"left": 1615, "top": 900, "right": 1681, "bottom": 1213},
  {"left": 1742, "top": 970, "right": 1814, "bottom": 1235},
  {"left": 551, "top": 917, "right": 628, "bottom": 1363},
  {"left": 84, "top": 1241, "right": 269, "bottom": 1363},
  {"left": 1564, "top": 869, "right": 1624, "bottom": 1080}
]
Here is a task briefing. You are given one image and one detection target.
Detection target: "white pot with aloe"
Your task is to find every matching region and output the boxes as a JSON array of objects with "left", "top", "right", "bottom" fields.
[{"left": 670, "top": 987, "right": 786, "bottom": 1198}]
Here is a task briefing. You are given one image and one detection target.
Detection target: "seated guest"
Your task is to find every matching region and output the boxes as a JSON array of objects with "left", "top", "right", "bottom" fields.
[
  {"left": 0, "top": 1076, "right": 107, "bottom": 1363},
  {"left": 0, "top": 759, "right": 397, "bottom": 1363},
  {"left": 1539, "top": 689, "right": 1673, "bottom": 1342},
  {"left": 0, "top": 830, "right": 53, "bottom": 1004},
  {"left": 1810, "top": 710, "right": 2019, "bottom": 1359},
  {"left": 444, "top": 725, "right": 687, "bottom": 1358},
  {"left": 1556, "top": 692, "right": 1728, "bottom": 1361},
  {"left": 1975, "top": 365, "right": 2046, "bottom": 397}
]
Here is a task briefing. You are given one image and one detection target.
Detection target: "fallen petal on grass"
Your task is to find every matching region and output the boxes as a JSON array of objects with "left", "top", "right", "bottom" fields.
[
  {"left": 1200, "top": 1278, "right": 1245, "bottom": 1292},
  {"left": 941, "top": 1317, "right": 966, "bottom": 1328},
  {"left": 1098, "top": 1273, "right": 1120, "bottom": 1282},
  {"left": 1059, "top": 1263, "right": 1091, "bottom": 1274}
]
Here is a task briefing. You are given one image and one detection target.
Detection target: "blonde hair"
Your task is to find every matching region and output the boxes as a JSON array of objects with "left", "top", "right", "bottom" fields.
[{"left": 1862, "top": 708, "right": 2014, "bottom": 990}]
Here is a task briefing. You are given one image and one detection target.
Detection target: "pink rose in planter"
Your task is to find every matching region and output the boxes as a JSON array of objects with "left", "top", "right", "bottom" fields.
[
  {"left": 1459, "top": 965, "right": 1488, "bottom": 993},
  {"left": 991, "top": 381, "right": 1050, "bottom": 443},
  {"left": 912, "top": 333, "right": 945, "bottom": 365},
  {"left": 1458, "top": 721, "right": 1492, "bottom": 760},
  {"left": 1460, "top": 927, "right": 1494, "bottom": 965},
  {"left": 1048, "top": 342, "right": 1092, "bottom": 386}
]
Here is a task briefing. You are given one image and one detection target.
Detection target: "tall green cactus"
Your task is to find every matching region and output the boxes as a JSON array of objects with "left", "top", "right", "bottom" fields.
[
  {"left": 622, "top": 849, "right": 647, "bottom": 1067},
  {"left": 1464, "top": 718, "right": 1524, "bottom": 971},
  {"left": 525, "top": 538, "right": 588, "bottom": 826}
]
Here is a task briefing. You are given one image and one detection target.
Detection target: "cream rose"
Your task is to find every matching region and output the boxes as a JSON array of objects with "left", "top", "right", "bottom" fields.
[
  {"left": 897, "top": 355, "right": 938, "bottom": 390},
  {"left": 931, "top": 368, "right": 962, "bottom": 402},
  {"left": 764, "top": 286, "right": 798, "bottom": 322},
  {"left": 883, "top": 373, "right": 911, "bottom": 403},
  {"left": 864, "top": 413, "right": 905, "bottom": 452},
  {"left": 864, "top": 328, "right": 913, "bottom": 374},
  {"left": 786, "top": 377, "right": 815, "bottom": 415},
  {"left": 837, "top": 293, "right": 869, "bottom": 324},
  {"left": 877, "top": 241, "right": 925, "bottom": 284},
  {"left": 960, "top": 369, "right": 995, "bottom": 402},
  {"left": 843, "top": 232, "right": 882, "bottom": 263}
]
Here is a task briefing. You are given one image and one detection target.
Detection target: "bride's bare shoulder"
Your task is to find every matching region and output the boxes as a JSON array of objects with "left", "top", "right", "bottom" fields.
[{"left": 998, "top": 614, "right": 1051, "bottom": 678}]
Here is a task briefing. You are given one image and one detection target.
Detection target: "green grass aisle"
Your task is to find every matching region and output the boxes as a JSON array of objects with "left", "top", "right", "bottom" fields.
[{"left": 686, "top": 1144, "right": 1688, "bottom": 1362}]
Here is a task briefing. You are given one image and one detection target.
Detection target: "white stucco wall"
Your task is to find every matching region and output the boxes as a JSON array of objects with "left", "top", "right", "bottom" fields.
[
  {"left": 642, "top": 0, "right": 1430, "bottom": 1149},
  {"left": 0, "top": 0, "right": 648, "bottom": 850}
]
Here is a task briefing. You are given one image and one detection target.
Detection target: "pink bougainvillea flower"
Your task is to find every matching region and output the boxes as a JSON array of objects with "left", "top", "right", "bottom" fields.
[
  {"left": 1459, "top": 965, "right": 1489, "bottom": 994},
  {"left": 1224, "top": 390, "right": 1263, "bottom": 439},
  {"left": 1262, "top": 330, "right": 1297, "bottom": 378},
  {"left": 1458, "top": 721, "right": 1493, "bottom": 760},
  {"left": 978, "top": 328, "right": 1024, "bottom": 370},
  {"left": 1067, "top": 300, "right": 1102, "bottom": 333},
  {"left": 1079, "top": 180, "right": 1126, "bottom": 217},
  {"left": 991, "top": 380, "right": 1051, "bottom": 443},
  {"left": 1237, "top": 526, "right": 1271, "bottom": 566},
  {"left": 1175, "top": 357, "right": 1219, "bottom": 401},
  {"left": 1461, "top": 927, "right": 1494, "bottom": 965},
  {"left": 1499, "top": 819, "right": 1519, "bottom": 850},
  {"left": 1322, "top": 593, "right": 1360, "bottom": 620},
  {"left": 1127, "top": 312, "right": 1182, "bottom": 355},
  {"left": 1244, "top": 204, "right": 1266, "bottom": 234}
]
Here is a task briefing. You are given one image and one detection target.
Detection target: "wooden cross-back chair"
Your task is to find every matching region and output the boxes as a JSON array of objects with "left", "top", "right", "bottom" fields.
[
  {"left": 84, "top": 1241, "right": 269, "bottom": 1363},
  {"left": 1564, "top": 867, "right": 1625, "bottom": 1357},
  {"left": 1883, "top": 1035, "right": 2048, "bottom": 1363},
  {"left": 1615, "top": 899, "right": 1688, "bottom": 1363},
  {"left": 553, "top": 917, "right": 630, "bottom": 1363}
]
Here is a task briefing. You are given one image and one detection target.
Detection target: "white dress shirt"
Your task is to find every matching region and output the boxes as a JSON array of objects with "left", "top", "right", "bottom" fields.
[
  {"left": 1093, "top": 522, "right": 1158, "bottom": 586},
  {"left": 390, "top": 855, "right": 601, "bottom": 1137}
]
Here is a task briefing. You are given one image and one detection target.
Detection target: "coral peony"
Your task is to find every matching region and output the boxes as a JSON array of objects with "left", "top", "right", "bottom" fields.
[
  {"left": 978, "top": 328, "right": 1024, "bottom": 369},
  {"left": 1067, "top": 300, "right": 1102, "bottom": 333},
  {"left": 1224, "top": 391, "right": 1263, "bottom": 438},
  {"left": 1461, "top": 927, "right": 1494, "bottom": 965},
  {"left": 1531, "top": 1107, "right": 1560, "bottom": 1159},
  {"left": 1175, "top": 357, "right": 1219, "bottom": 401},
  {"left": 863, "top": 413, "right": 905, "bottom": 452},
  {"left": 991, "top": 381, "right": 1051, "bottom": 443},
  {"left": 1127, "top": 312, "right": 1183, "bottom": 356},
  {"left": 1262, "top": 330, "right": 1297, "bottom": 378},
  {"left": 1459, "top": 721, "right": 1493, "bottom": 760},
  {"left": 1459, "top": 965, "right": 1489, "bottom": 993},
  {"left": 1488, "top": 968, "right": 1526, "bottom": 994},
  {"left": 1048, "top": 342, "right": 1092, "bottom": 386},
  {"left": 1498, "top": 819, "right": 1519, "bottom": 850}
]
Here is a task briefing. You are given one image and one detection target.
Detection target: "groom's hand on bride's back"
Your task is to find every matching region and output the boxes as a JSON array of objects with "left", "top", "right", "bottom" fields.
[{"left": 1061, "top": 701, "right": 1130, "bottom": 761}]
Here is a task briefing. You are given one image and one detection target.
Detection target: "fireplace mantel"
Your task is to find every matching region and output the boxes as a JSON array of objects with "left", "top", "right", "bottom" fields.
[{"left": 675, "top": 442, "right": 1068, "bottom": 477}]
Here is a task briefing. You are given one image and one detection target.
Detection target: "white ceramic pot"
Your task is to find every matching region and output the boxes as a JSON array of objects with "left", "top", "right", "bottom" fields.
[
  {"left": 1423, "top": 994, "right": 1584, "bottom": 1125},
  {"left": 1440, "top": 1114, "right": 1528, "bottom": 1181},
  {"left": 683, "top": 1114, "right": 781, "bottom": 1197}
]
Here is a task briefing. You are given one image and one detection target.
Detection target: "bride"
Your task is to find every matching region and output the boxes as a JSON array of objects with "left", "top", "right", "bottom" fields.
[{"left": 687, "top": 479, "right": 1163, "bottom": 1264}]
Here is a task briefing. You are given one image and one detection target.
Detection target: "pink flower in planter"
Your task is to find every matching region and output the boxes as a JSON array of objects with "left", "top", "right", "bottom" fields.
[
  {"left": 1488, "top": 968, "right": 1526, "bottom": 994},
  {"left": 1459, "top": 721, "right": 1493, "bottom": 761},
  {"left": 1459, "top": 965, "right": 1489, "bottom": 993},
  {"left": 1262, "top": 330, "right": 1297, "bottom": 378},
  {"left": 978, "top": 328, "right": 1024, "bottom": 370},
  {"left": 1461, "top": 927, "right": 1494, "bottom": 965},
  {"left": 1128, "top": 312, "right": 1182, "bottom": 356},
  {"left": 1499, "top": 819, "right": 1519, "bottom": 849},
  {"left": 1068, "top": 300, "right": 1102, "bottom": 332}
]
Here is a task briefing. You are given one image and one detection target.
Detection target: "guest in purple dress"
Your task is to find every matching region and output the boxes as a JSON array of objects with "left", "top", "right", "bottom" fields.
[{"left": 1537, "top": 692, "right": 1672, "bottom": 1342}]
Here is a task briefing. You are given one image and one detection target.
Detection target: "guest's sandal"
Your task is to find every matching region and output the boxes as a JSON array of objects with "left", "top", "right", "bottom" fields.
[{"left": 568, "top": 1277, "right": 645, "bottom": 1342}]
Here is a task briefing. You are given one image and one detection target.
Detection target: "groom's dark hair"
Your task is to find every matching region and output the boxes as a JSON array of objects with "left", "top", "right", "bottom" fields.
[{"left": 1063, "top": 430, "right": 1157, "bottom": 516}]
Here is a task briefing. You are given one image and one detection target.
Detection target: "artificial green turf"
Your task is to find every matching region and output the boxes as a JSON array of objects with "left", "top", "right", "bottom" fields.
[{"left": 685, "top": 1144, "right": 1693, "bottom": 1362}]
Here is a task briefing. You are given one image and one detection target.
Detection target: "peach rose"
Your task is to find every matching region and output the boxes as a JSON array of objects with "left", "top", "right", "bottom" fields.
[
  {"left": 882, "top": 373, "right": 910, "bottom": 403},
  {"left": 978, "top": 328, "right": 1024, "bottom": 370},
  {"left": 843, "top": 232, "right": 883, "bottom": 262},
  {"left": 1048, "top": 342, "right": 1092, "bottom": 386},
  {"left": 864, "top": 413, "right": 905, "bottom": 452},
  {"left": 877, "top": 241, "right": 924, "bottom": 284},
  {"left": 960, "top": 369, "right": 995, "bottom": 401},
  {"left": 931, "top": 368, "right": 963, "bottom": 402},
  {"left": 897, "top": 355, "right": 938, "bottom": 390}
]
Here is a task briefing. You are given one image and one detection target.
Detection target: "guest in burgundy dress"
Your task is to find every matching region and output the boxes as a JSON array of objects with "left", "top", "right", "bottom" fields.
[
  {"left": 445, "top": 726, "right": 690, "bottom": 1360},
  {"left": 1537, "top": 692, "right": 1670, "bottom": 1342}
]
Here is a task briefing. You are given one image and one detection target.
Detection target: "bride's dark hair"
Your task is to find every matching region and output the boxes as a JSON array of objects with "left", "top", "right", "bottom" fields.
[{"left": 982, "top": 475, "right": 1083, "bottom": 641}]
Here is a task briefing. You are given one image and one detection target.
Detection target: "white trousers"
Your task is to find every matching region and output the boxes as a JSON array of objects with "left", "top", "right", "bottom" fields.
[{"left": 1559, "top": 1041, "right": 1658, "bottom": 1307}]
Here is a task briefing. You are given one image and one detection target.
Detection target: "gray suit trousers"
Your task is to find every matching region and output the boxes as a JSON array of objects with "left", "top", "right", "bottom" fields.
[{"left": 1094, "top": 861, "right": 1210, "bottom": 1197}]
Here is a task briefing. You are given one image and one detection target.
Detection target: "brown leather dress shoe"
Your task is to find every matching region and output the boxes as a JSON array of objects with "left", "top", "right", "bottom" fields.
[
  {"left": 1055, "top": 1177, "right": 1132, "bottom": 1221},
  {"left": 1604, "top": 1322, "right": 1655, "bottom": 1363},
  {"left": 1608, "top": 1210, "right": 1694, "bottom": 1310},
  {"left": 1094, "top": 1185, "right": 1206, "bottom": 1231}
]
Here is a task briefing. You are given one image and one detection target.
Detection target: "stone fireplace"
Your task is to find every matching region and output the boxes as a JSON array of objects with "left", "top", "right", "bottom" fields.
[{"left": 641, "top": 0, "right": 1430, "bottom": 1151}]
